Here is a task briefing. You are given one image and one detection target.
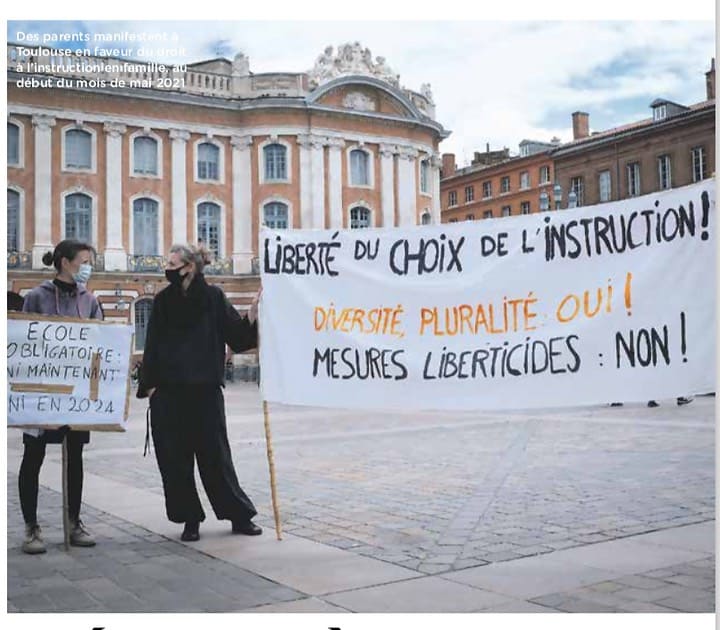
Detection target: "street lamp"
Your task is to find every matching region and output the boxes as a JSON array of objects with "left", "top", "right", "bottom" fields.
[
  {"left": 539, "top": 190, "right": 550, "bottom": 212},
  {"left": 553, "top": 183, "right": 563, "bottom": 210},
  {"left": 568, "top": 189, "right": 578, "bottom": 209}
]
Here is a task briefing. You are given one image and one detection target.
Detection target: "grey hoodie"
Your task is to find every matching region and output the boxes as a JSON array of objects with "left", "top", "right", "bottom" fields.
[
  {"left": 20, "top": 280, "right": 102, "bottom": 438},
  {"left": 22, "top": 279, "right": 103, "bottom": 320}
]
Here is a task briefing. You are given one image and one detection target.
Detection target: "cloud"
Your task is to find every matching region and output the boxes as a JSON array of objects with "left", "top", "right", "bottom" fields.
[{"left": 8, "top": 20, "right": 714, "bottom": 164}]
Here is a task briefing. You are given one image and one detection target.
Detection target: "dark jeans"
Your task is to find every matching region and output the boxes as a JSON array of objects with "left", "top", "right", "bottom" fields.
[
  {"left": 19, "top": 432, "right": 86, "bottom": 525},
  {"left": 150, "top": 384, "right": 257, "bottom": 524}
]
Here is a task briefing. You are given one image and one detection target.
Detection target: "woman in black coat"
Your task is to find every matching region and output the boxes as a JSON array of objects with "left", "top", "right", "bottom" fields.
[{"left": 139, "top": 244, "right": 262, "bottom": 541}]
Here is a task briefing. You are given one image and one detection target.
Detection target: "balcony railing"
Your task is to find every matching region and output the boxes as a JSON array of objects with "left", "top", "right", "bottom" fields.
[
  {"left": 7, "top": 251, "right": 32, "bottom": 269},
  {"left": 128, "top": 255, "right": 165, "bottom": 273},
  {"left": 204, "top": 258, "right": 233, "bottom": 275}
]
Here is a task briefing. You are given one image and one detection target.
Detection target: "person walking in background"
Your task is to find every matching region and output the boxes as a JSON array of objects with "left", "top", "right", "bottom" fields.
[
  {"left": 138, "top": 243, "right": 262, "bottom": 542},
  {"left": 18, "top": 239, "right": 102, "bottom": 554}
]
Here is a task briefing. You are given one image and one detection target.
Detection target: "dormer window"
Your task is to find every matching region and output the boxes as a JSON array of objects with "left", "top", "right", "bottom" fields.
[{"left": 653, "top": 104, "right": 667, "bottom": 121}]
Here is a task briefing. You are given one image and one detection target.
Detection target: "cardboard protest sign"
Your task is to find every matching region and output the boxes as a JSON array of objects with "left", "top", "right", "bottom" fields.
[
  {"left": 259, "top": 180, "right": 715, "bottom": 411},
  {"left": 7, "top": 313, "right": 134, "bottom": 430}
]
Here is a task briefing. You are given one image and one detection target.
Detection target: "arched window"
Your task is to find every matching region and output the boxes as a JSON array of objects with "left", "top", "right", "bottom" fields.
[
  {"left": 264, "top": 144, "right": 287, "bottom": 181},
  {"left": 7, "top": 189, "right": 20, "bottom": 251},
  {"left": 197, "top": 142, "right": 220, "bottom": 180},
  {"left": 421, "top": 211, "right": 432, "bottom": 225},
  {"left": 420, "top": 159, "right": 430, "bottom": 193},
  {"left": 133, "top": 198, "right": 159, "bottom": 255},
  {"left": 134, "top": 298, "right": 154, "bottom": 352},
  {"left": 197, "top": 202, "right": 221, "bottom": 258},
  {"left": 263, "top": 202, "right": 288, "bottom": 228},
  {"left": 65, "top": 129, "right": 92, "bottom": 169},
  {"left": 133, "top": 136, "right": 158, "bottom": 175},
  {"left": 350, "top": 149, "right": 369, "bottom": 186},
  {"left": 350, "top": 206, "right": 371, "bottom": 229},
  {"left": 65, "top": 193, "right": 92, "bottom": 242},
  {"left": 8, "top": 123, "right": 19, "bottom": 165}
]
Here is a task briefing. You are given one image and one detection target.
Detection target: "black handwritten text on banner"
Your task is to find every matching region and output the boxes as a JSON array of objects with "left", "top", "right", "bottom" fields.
[{"left": 259, "top": 181, "right": 716, "bottom": 411}]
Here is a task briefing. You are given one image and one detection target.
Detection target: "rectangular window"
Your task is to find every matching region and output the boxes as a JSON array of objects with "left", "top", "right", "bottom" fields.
[
  {"left": 501, "top": 205, "right": 511, "bottom": 217},
  {"left": 657, "top": 155, "right": 672, "bottom": 190},
  {"left": 8, "top": 123, "right": 19, "bottom": 165},
  {"left": 483, "top": 210, "right": 493, "bottom": 219},
  {"left": 420, "top": 160, "right": 429, "bottom": 193},
  {"left": 691, "top": 146, "right": 706, "bottom": 182},
  {"left": 465, "top": 185, "right": 474, "bottom": 203},
  {"left": 627, "top": 162, "right": 641, "bottom": 197},
  {"left": 65, "top": 130, "right": 92, "bottom": 169},
  {"left": 539, "top": 165, "right": 550, "bottom": 184},
  {"left": 519, "top": 171, "right": 530, "bottom": 189},
  {"left": 448, "top": 191, "right": 457, "bottom": 207},
  {"left": 570, "top": 176, "right": 584, "bottom": 207},
  {"left": 598, "top": 170, "right": 612, "bottom": 202},
  {"left": 482, "top": 181, "right": 492, "bottom": 198},
  {"left": 500, "top": 176, "right": 510, "bottom": 193},
  {"left": 465, "top": 213, "right": 475, "bottom": 221},
  {"left": 520, "top": 201, "right": 530, "bottom": 215}
]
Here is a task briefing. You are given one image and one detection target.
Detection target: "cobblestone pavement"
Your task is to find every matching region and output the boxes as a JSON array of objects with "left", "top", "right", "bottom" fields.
[{"left": 7, "top": 384, "right": 715, "bottom": 613}]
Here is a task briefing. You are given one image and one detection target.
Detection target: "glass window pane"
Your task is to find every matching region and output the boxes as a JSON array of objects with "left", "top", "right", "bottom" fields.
[
  {"left": 264, "top": 144, "right": 287, "bottom": 180},
  {"left": 350, "top": 150, "right": 369, "bottom": 185},
  {"left": 133, "top": 198, "right": 159, "bottom": 255},
  {"left": 65, "top": 193, "right": 92, "bottom": 241},
  {"left": 7, "top": 189, "right": 20, "bottom": 251},
  {"left": 65, "top": 130, "right": 92, "bottom": 169},
  {"left": 134, "top": 137, "right": 158, "bottom": 175},
  {"left": 197, "top": 202, "right": 221, "bottom": 258},
  {"left": 134, "top": 299, "right": 154, "bottom": 351},
  {"left": 8, "top": 123, "right": 19, "bottom": 164},
  {"left": 263, "top": 202, "right": 288, "bottom": 228},
  {"left": 198, "top": 143, "right": 219, "bottom": 180}
]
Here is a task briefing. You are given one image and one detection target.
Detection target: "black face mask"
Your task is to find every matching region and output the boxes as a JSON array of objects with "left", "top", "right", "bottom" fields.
[{"left": 165, "top": 268, "right": 184, "bottom": 285}]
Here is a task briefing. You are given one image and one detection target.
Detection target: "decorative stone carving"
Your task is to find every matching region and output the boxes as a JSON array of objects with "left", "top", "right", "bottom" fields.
[
  {"left": 308, "top": 42, "right": 400, "bottom": 88},
  {"left": 232, "top": 52, "right": 250, "bottom": 76},
  {"left": 32, "top": 114, "right": 56, "bottom": 130},
  {"left": 103, "top": 122, "right": 127, "bottom": 137},
  {"left": 379, "top": 143, "right": 397, "bottom": 158},
  {"left": 169, "top": 129, "right": 190, "bottom": 142},
  {"left": 420, "top": 83, "right": 434, "bottom": 104},
  {"left": 231, "top": 135, "right": 253, "bottom": 149},
  {"left": 343, "top": 91, "right": 376, "bottom": 112}
]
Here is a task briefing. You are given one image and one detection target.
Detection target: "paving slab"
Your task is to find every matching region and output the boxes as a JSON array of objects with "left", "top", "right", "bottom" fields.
[
  {"left": 323, "top": 575, "right": 517, "bottom": 612},
  {"left": 442, "top": 552, "right": 623, "bottom": 599}
]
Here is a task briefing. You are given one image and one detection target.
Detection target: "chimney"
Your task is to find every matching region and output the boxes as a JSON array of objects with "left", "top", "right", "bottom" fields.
[
  {"left": 572, "top": 112, "right": 590, "bottom": 140},
  {"left": 706, "top": 58, "right": 715, "bottom": 100},
  {"left": 441, "top": 153, "right": 456, "bottom": 177}
]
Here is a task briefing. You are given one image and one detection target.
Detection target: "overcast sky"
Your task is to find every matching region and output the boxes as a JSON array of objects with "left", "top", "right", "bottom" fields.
[{"left": 7, "top": 8, "right": 715, "bottom": 167}]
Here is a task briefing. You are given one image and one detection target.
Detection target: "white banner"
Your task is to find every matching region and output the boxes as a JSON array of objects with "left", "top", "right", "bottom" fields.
[
  {"left": 259, "top": 181, "right": 716, "bottom": 411},
  {"left": 7, "top": 314, "right": 134, "bottom": 430}
]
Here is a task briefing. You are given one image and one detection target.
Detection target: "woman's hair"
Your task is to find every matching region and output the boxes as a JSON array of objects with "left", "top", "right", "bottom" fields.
[
  {"left": 42, "top": 239, "right": 96, "bottom": 272},
  {"left": 169, "top": 243, "right": 212, "bottom": 274}
]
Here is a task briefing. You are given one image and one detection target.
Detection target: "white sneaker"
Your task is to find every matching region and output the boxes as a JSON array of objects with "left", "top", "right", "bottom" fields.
[
  {"left": 69, "top": 519, "right": 96, "bottom": 547},
  {"left": 22, "top": 524, "right": 46, "bottom": 554}
]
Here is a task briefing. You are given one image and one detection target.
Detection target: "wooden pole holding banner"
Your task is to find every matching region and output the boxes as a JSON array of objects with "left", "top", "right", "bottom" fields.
[
  {"left": 61, "top": 435, "right": 70, "bottom": 551},
  {"left": 262, "top": 400, "right": 283, "bottom": 540},
  {"left": 255, "top": 289, "right": 282, "bottom": 540}
]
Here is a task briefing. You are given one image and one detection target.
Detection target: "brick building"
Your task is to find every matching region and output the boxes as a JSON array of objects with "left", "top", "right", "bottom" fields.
[
  {"left": 553, "top": 59, "right": 715, "bottom": 207},
  {"left": 440, "top": 140, "right": 557, "bottom": 222},
  {"left": 441, "top": 59, "right": 715, "bottom": 222},
  {"left": 7, "top": 41, "right": 449, "bottom": 353}
]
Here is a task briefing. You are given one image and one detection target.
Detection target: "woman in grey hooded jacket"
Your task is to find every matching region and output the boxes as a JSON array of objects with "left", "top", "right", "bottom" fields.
[{"left": 18, "top": 239, "right": 102, "bottom": 554}]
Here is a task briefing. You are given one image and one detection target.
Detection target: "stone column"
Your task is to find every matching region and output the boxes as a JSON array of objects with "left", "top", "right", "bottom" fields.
[
  {"left": 327, "top": 138, "right": 345, "bottom": 229},
  {"left": 379, "top": 143, "right": 396, "bottom": 228},
  {"left": 32, "top": 115, "right": 56, "bottom": 268},
  {"left": 169, "top": 129, "right": 190, "bottom": 245},
  {"left": 103, "top": 122, "right": 128, "bottom": 270},
  {"left": 297, "top": 134, "right": 313, "bottom": 229},
  {"left": 231, "top": 135, "right": 254, "bottom": 274},
  {"left": 431, "top": 154, "right": 443, "bottom": 224},
  {"left": 397, "top": 146, "right": 419, "bottom": 226},
  {"left": 310, "top": 135, "right": 326, "bottom": 229}
]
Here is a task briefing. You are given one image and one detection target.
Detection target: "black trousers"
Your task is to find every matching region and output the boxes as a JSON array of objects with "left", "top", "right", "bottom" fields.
[
  {"left": 149, "top": 384, "right": 257, "bottom": 524},
  {"left": 19, "top": 431, "right": 87, "bottom": 525}
]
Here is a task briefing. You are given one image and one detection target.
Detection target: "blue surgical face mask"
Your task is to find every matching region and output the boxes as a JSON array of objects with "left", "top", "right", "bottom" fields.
[{"left": 72, "top": 263, "right": 92, "bottom": 284}]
